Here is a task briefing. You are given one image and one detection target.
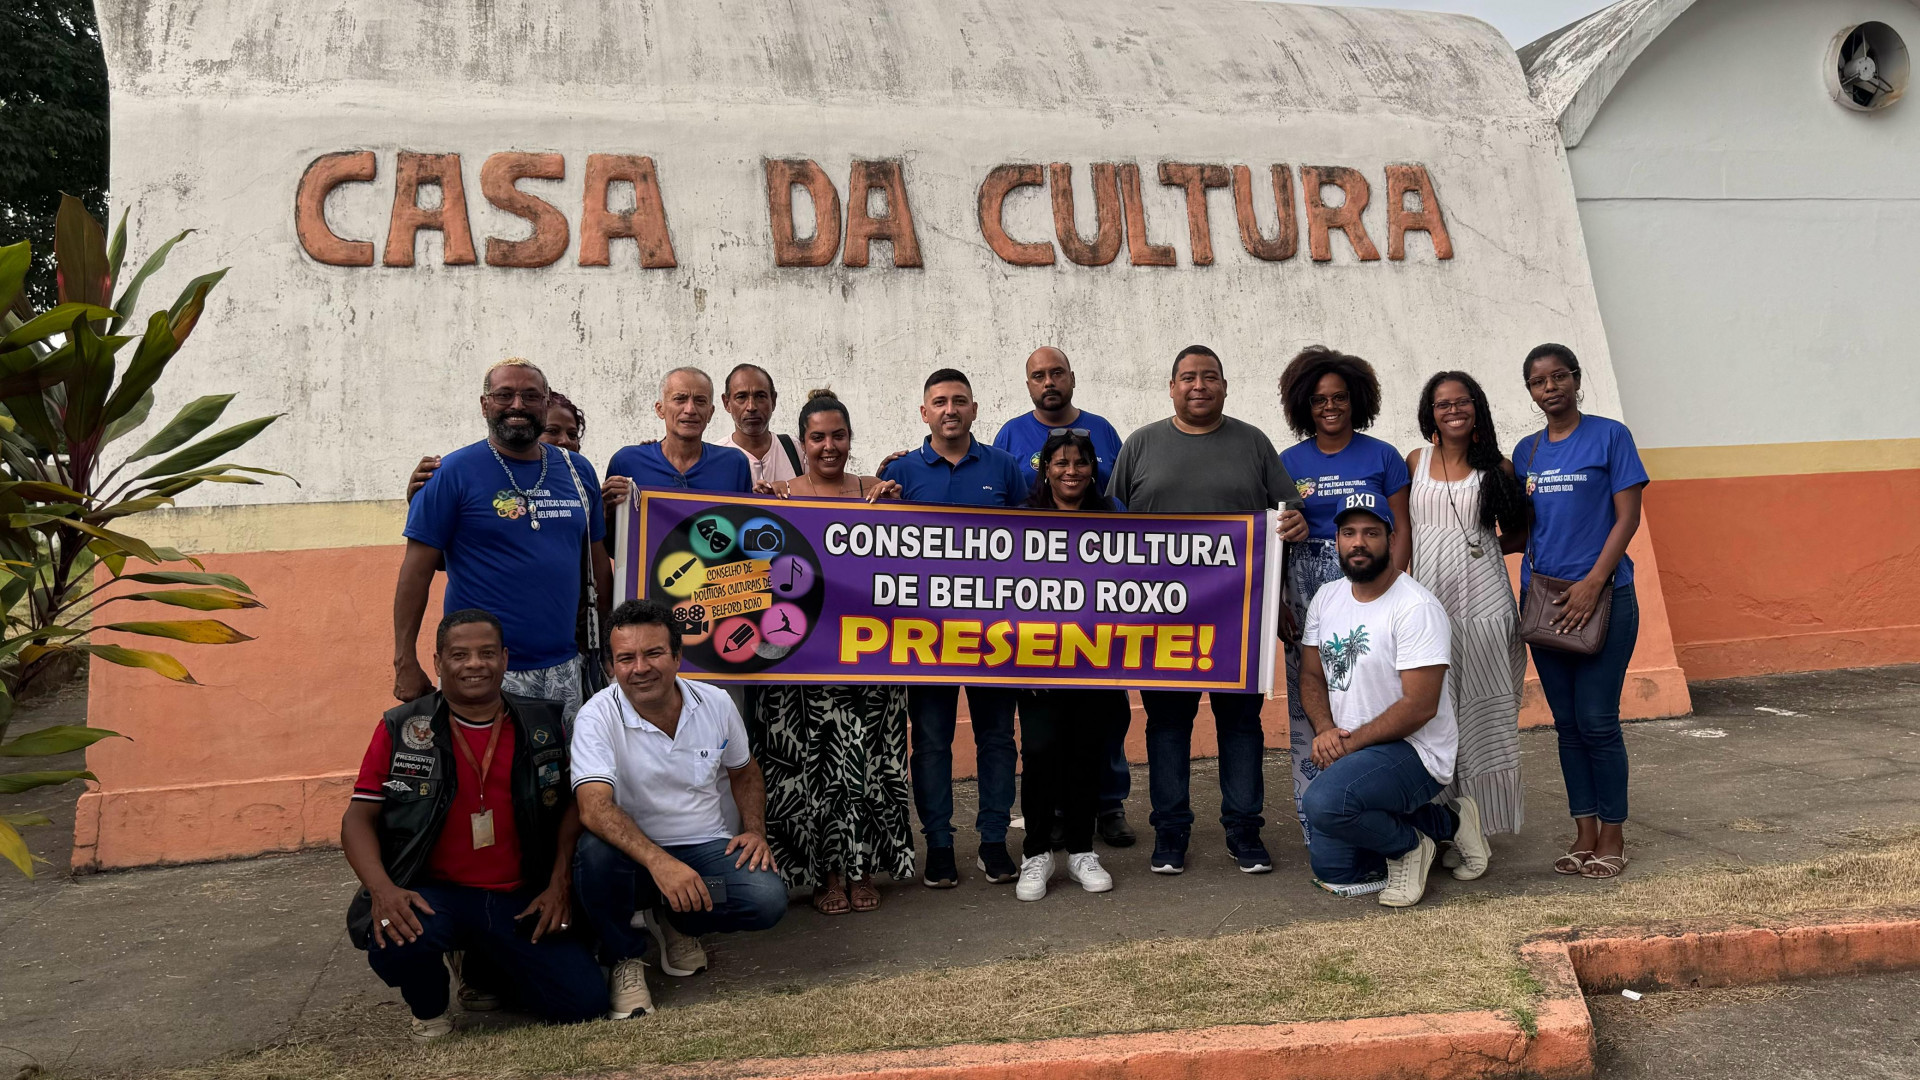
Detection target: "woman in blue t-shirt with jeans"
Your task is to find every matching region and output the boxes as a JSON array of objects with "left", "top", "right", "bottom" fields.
[
  {"left": 1276, "top": 346, "right": 1411, "bottom": 879},
  {"left": 1517, "top": 343, "right": 1650, "bottom": 880}
]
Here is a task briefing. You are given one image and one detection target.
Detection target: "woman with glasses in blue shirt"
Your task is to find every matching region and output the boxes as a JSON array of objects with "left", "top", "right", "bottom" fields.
[
  {"left": 1516, "top": 343, "right": 1649, "bottom": 881},
  {"left": 1276, "top": 346, "right": 1411, "bottom": 880}
]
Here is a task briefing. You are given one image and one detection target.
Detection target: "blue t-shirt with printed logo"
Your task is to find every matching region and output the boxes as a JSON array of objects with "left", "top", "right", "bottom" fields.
[
  {"left": 404, "top": 440, "right": 606, "bottom": 671},
  {"left": 1517, "top": 414, "right": 1650, "bottom": 589},
  {"left": 991, "top": 410, "right": 1125, "bottom": 496},
  {"left": 1278, "top": 432, "right": 1411, "bottom": 540}
]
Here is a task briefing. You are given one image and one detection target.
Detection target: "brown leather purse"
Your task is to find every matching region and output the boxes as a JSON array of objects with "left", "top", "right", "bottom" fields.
[
  {"left": 1518, "top": 433, "right": 1610, "bottom": 655},
  {"left": 1519, "top": 571, "right": 1610, "bottom": 655}
]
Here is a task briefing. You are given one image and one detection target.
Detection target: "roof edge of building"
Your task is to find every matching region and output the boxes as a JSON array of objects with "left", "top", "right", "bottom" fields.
[{"left": 1519, "top": 0, "right": 1700, "bottom": 148}]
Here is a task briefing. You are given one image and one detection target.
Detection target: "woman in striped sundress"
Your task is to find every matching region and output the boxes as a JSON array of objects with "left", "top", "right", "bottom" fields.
[{"left": 1405, "top": 371, "right": 1531, "bottom": 867}]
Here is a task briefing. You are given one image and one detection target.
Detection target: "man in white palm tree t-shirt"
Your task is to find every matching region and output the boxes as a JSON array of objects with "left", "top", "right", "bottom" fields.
[{"left": 1298, "top": 492, "right": 1490, "bottom": 908}]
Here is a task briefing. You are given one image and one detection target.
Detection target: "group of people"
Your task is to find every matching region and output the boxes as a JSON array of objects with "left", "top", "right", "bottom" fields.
[{"left": 350, "top": 339, "right": 1649, "bottom": 1036}]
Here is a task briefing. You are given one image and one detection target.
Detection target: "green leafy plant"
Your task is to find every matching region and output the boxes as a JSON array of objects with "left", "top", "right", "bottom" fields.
[{"left": 0, "top": 194, "right": 289, "bottom": 876}]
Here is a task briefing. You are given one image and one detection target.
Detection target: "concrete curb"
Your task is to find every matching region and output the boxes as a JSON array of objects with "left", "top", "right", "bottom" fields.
[{"left": 639, "top": 913, "right": 1920, "bottom": 1080}]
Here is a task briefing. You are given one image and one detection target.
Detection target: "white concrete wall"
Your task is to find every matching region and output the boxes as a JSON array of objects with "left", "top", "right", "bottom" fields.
[
  {"left": 100, "top": 0, "right": 1619, "bottom": 502},
  {"left": 1570, "top": 0, "right": 1920, "bottom": 449}
]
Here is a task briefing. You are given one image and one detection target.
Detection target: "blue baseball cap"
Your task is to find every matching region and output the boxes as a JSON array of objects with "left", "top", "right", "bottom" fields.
[{"left": 1333, "top": 491, "right": 1394, "bottom": 532}]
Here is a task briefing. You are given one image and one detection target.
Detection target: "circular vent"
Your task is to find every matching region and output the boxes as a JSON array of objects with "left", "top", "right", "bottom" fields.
[{"left": 1828, "top": 22, "right": 1909, "bottom": 111}]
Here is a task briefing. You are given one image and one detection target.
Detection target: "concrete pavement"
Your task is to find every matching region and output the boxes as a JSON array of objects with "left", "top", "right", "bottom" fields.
[{"left": 2, "top": 664, "right": 1917, "bottom": 1077}]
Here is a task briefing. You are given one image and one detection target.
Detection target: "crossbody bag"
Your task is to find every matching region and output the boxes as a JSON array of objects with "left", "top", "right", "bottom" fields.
[{"left": 1518, "top": 432, "right": 1611, "bottom": 656}]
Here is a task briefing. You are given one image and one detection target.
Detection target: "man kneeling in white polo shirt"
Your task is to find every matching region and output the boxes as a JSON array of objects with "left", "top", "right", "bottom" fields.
[{"left": 571, "top": 599, "right": 787, "bottom": 1019}]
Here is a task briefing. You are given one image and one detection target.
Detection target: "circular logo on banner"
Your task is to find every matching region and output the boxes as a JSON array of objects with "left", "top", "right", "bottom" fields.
[{"left": 646, "top": 506, "right": 824, "bottom": 674}]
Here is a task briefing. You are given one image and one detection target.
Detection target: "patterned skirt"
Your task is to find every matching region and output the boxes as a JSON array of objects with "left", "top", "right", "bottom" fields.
[{"left": 747, "top": 683, "right": 916, "bottom": 889}]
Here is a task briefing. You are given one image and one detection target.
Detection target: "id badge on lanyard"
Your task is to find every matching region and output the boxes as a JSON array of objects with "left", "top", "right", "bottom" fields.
[{"left": 452, "top": 711, "right": 506, "bottom": 850}]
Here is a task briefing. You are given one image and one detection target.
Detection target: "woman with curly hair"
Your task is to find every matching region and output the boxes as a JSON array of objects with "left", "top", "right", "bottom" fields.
[
  {"left": 1276, "top": 346, "right": 1411, "bottom": 891},
  {"left": 1406, "top": 371, "right": 1530, "bottom": 865}
]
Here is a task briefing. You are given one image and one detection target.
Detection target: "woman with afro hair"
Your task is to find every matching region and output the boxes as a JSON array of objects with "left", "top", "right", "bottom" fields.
[{"left": 1276, "top": 345, "right": 1411, "bottom": 892}]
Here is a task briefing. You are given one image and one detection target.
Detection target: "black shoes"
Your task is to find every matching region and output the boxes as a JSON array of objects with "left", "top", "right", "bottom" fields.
[
  {"left": 1150, "top": 830, "right": 1189, "bottom": 874},
  {"left": 922, "top": 845, "right": 959, "bottom": 888},
  {"left": 1098, "top": 810, "right": 1137, "bottom": 848},
  {"left": 976, "top": 841, "right": 1018, "bottom": 884},
  {"left": 1226, "top": 832, "right": 1274, "bottom": 874}
]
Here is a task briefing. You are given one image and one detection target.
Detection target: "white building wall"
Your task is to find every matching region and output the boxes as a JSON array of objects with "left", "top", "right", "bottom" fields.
[
  {"left": 1569, "top": 0, "right": 1920, "bottom": 450},
  {"left": 98, "top": 0, "right": 1619, "bottom": 505}
]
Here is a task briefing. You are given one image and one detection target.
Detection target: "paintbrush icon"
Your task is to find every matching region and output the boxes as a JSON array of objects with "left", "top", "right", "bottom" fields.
[{"left": 664, "top": 556, "right": 698, "bottom": 588}]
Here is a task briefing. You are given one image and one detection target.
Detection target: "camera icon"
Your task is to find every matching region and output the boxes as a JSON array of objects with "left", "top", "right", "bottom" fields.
[{"left": 739, "top": 524, "right": 784, "bottom": 552}]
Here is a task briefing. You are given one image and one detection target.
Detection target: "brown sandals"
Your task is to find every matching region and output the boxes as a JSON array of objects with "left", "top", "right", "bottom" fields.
[
  {"left": 848, "top": 878, "right": 880, "bottom": 912},
  {"left": 811, "top": 882, "right": 851, "bottom": 916}
]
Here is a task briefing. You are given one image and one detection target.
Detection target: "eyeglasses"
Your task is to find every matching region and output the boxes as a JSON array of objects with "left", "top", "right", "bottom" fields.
[
  {"left": 1525, "top": 370, "right": 1576, "bottom": 391},
  {"left": 486, "top": 389, "right": 549, "bottom": 407},
  {"left": 1049, "top": 428, "right": 1092, "bottom": 437},
  {"left": 1431, "top": 398, "right": 1474, "bottom": 414},
  {"left": 1309, "top": 392, "right": 1351, "bottom": 408}
]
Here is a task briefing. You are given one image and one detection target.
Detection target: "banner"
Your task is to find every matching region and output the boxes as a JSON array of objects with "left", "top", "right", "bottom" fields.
[{"left": 615, "top": 491, "right": 1280, "bottom": 692}]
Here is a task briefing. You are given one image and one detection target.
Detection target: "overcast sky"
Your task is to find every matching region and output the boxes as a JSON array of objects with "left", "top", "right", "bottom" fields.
[{"left": 1317, "top": 0, "right": 1616, "bottom": 46}]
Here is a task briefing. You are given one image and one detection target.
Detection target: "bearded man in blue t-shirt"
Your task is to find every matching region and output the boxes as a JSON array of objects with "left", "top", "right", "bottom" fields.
[
  {"left": 989, "top": 346, "right": 1134, "bottom": 848},
  {"left": 393, "top": 359, "right": 611, "bottom": 723}
]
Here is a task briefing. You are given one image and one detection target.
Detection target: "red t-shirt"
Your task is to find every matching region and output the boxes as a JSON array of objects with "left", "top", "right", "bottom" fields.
[{"left": 353, "top": 715, "right": 523, "bottom": 891}]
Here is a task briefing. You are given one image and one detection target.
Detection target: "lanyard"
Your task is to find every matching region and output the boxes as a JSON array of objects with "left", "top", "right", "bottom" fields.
[{"left": 450, "top": 708, "right": 506, "bottom": 806}]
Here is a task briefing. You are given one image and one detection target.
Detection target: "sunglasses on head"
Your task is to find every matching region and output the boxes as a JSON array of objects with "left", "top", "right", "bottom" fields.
[{"left": 1049, "top": 427, "right": 1092, "bottom": 437}]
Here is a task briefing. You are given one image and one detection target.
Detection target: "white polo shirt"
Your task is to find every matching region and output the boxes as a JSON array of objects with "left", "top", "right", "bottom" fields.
[{"left": 571, "top": 678, "right": 751, "bottom": 847}]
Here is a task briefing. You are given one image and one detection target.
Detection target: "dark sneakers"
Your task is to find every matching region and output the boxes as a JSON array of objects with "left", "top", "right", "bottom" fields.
[
  {"left": 923, "top": 845, "right": 959, "bottom": 888},
  {"left": 976, "top": 841, "right": 1018, "bottom": 884},
  {"left": 1098, "top": 810, "right": 1137, "bottom": 848},
  {"left": 1150, "top": 830, "right": 1189, "bottom": 874},
  {"left": 1226, "top": 832, "right": 1273, "bottom": 874}
]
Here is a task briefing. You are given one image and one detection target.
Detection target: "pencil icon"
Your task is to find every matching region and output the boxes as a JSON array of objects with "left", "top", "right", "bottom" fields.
[{"left": 665, "top": 556, "right": 698, "bottom": 587}]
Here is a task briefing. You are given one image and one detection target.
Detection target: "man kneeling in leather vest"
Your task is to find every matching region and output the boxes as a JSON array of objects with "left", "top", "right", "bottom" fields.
[{"left": 343, "top": 608, "right": 609, "bottom": 1039}]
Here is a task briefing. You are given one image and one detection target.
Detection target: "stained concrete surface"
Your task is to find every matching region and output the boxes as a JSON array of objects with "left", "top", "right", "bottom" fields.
[
  {"left": 1591, "top": 972, "right": 1920, "bottom": 1080},
  {"left": 2, "top": 665, "right": 1918, "bottom": 1077}
]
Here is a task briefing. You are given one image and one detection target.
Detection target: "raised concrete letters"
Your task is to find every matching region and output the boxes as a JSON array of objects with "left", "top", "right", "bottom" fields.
[
  {"left": 480, "top": 152, "right": 569, "bottom": 268},
  {"left": 294, "top": 151, "right": 377, "bottom": 267},
  {"left": 383, "top": 152, "right": 476, "bottom": 267},
  {"left": 1303, "top": 165, "right": 1381, "bottom": 263},
  {"left": 297, "top": 154, "right": 1447, "bottom": 271},
  {"left": 580, "top": 154, "right": 676, "bottom": 269},
  {"left": 1385, "top": 164, "right": 1454, "bottom": 261}
]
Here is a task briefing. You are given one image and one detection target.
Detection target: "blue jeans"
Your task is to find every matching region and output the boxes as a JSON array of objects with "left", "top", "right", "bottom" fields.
[
  {"left": 1099, "top": 699, "right": 1132, "bottom": 814},
  {"left": 572, "top": 834, "right": 788, "bottom": 963},
  {"left": 1529, "top": 583, "right": 1638, "bottom": 825},
  {"left": 1140, "top": 690, "right": 1267, "bottom": 839},
  {"left": 363, "top": 883, "right": 607, "bottom": 1023},
  {"left": 1301, "top": 741, "right": 1456, "bottom": 883},
  {"left": 909, "top": 685, "right": 1018, "bottom": 847}
]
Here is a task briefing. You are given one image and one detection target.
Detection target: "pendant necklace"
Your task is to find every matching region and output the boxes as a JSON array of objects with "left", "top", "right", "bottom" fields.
[
  {"left": 1437, "top": 449, "right": 1485, "bottom": 559},
  {"left": 490, "top": 441, "right": 551, "bottom": 531}
]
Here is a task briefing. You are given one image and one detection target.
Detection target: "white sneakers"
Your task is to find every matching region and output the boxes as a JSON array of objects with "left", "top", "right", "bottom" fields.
[
  {"left": 1066, "top": 852, "right": 1114, "bottom": 893},
  {"left": 607, "top": 956, "right": 654, "bottom": 1020},
  {"left": 410, "top": 1010, "right": 453, "bottom": 1041},
  {"left": 644, "top": 908, "right": 709, "bottom": 977},
  {"left": 1448, "top": 797, "right": 1491, "bottom": 881},
  {"left": 1380, "top": 833, "right": 1436, "bottom": 907},
  {"left": 1017, "top": 851, "right": 1114, "bottom": 901},
  {"left": 1015, "top": 852, "right": 1054, "bottom": 901}
]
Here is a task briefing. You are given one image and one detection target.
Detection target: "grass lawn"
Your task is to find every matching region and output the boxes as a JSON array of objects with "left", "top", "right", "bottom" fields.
[{"left": 169, "top": 832, "right": 1920, "bottom": 1080}]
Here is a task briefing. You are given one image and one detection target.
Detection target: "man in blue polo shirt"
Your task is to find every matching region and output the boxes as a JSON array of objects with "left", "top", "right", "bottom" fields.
[
  {"left": 990, "top": 346, "right": 1134, "bottom": 848},
  {"left": 603, "top": 367, "right": 753, "bottom": 506},
  {"left": 879, "top": 369, "right": 1026, "bottom": 889},
  {"left": 394, "top": 358, "right": 611, "bottom": 723}
]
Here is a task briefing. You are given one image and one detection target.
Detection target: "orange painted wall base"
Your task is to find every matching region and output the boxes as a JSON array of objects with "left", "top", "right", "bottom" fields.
[
  {"left": 1644, "top": 468, "right": 1920, "bottom": 681},
  {"left": 78, "top": 525, "right": 1693, "bottom": 870}
]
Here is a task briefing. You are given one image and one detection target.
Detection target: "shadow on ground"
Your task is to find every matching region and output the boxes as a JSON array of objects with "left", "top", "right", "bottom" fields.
[{"left": 2, "top": 665, "right": 1918, "bottom": 1077}]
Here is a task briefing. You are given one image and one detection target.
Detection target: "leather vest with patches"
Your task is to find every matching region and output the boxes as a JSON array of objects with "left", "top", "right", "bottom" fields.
[{"left": 347, "top": 692, "right": 568, "bottom": 948}]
